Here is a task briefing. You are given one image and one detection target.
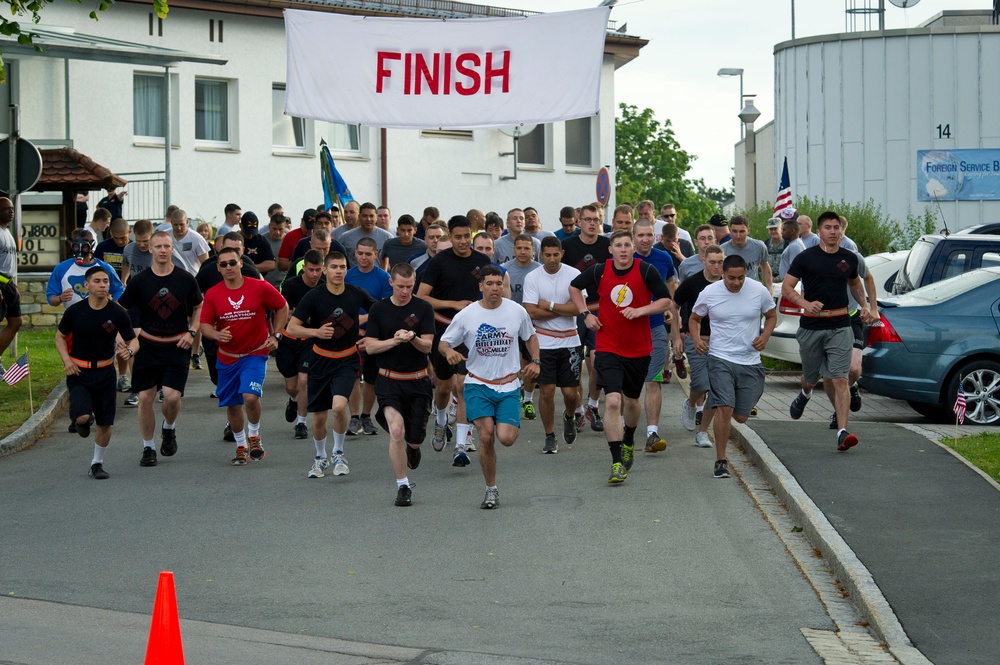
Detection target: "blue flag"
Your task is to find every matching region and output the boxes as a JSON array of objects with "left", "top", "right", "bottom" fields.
[{"left": 320, "top": 140, "right": 355, "bottom": 210}]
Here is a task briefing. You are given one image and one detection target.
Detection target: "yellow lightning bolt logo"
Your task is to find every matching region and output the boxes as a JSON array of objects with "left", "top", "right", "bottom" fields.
[{"left": 615, "top": 286, "right": 627, "bottom": 307}]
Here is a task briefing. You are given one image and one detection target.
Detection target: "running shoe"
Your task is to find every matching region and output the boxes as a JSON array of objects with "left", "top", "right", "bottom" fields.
[
  {"left": 542, "top": 434, "right": 558, "bottom": 454},
  {"left": 157, "top": 390, "right": 164, "bottom": 403},
  {"left": 294, "top": 422, "right": 309, "bottom": 439},
  {"left": 308, "top": 456, "right": 328, "bottom": 478},
  {"left": 116, "top": 375, "right": 131, "bottom": 393},
  {"left": 695, "top": 409, "right": 703, "bottom": 427},
  {"left": 332, "top": 453, "right": 350, "bottom": 476},
  {"left": 285, "top": 398, "right": 297, "bottom": 423},
  {"left": 191, "top": 351, "right": 203, "bottom": 370},
  {"left": 829, "top": 412, "right": 838, "bottom": 430},
  {"left": 395, "top": 485, "right": 413, "bottom": 507},
  {"left": 68, "top": 420, "right": 76, "bottom": 434},
  {"left": 585, "top": 406, "right": 604, "bottom": 432},
  {"left": 140, "top": 447, "right": 157, "bottom": 467},
  {"left": 850, "top": 385, "right": 862, "bottom": 412},
  {"left": 406, "top": 445, "right": 421, "bottom": 470},
  {"left": 360, "top": 416, "right": 378, "bottom": 436},
  {"left": 464, "top": 435, "right": 476, "bottom": 452},
  {"left": 714, "top": 459, "right": 730, "bottom": 478},
  {"left": 608, "top": 462, "right": 627, "bottom": 484},
  {"left": 522, "top": 402, "right": 537, "bottom": 420},
  {"left": 574, "top": 412, "right": 586, "bottom": 433},
  {"left": 622, "top": 444, "right": 635, "bottom": 472},
  {"left": 563, "top": 412, "right": 577, "bottom": 445},
  {"left": 448, "top": 397, "right": 458, "bottom": 423},
  {"left": 644, "top": 432, "right": 666, "bottom": 453},
  {"left": 837, "top": 430, "right": 859, "bottom": 452},
  {"left": 672, "top": 354, "right": 688, "bottom": 379},
  {"left": 223, "top": 423, "right": 235, "bottom": 442},
  {"left": 345, "top": 416, "right": 361, "bottom": 436},
  {"left": 160, "top": 427, "right": 177, "bottom": 456},
  {"left": 750, "top": 407, "right": 759, "bottom": 417},
  {"left": 123, "top": 392, "right": 139, "bottom": 407},
  {"left": 88, "top": 463, "right": 110, "bottom": 480},
  {"left": 694, "top": 431, "right": 712, "bottom": 448},
  {"left": 681, "top": 401, "right": 696, "bottom": 432},
  {"left": 231, "top": 447, "right": 248, "bottom": 466},
  {"left": 661, "top": 368, "right": 672, "bottom": 384},
  {"left": 789, "top": 391, "right": 810, "bottom": 420},
  {"left": 76, "top": 418, "right": 92, "bottom": 439},
  {"left": 480, "top": 487, "right": 500, "bottom": 510},
  {"left": 452, "top": 446, "right": 470, "bottom": 467},
  {"left": 432, "top": 422, "right": 449, "bottom": 452},
  {"left": 248, "top": 435, "right": 265, "bottom": 461}
]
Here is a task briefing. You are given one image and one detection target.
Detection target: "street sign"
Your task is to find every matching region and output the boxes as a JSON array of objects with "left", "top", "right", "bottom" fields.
[
  {"left": 0, "top": 137, "right": 43, "bottom": 195},
  {"left": 596, "top": 166, "right": 611, "bottom": 205}
]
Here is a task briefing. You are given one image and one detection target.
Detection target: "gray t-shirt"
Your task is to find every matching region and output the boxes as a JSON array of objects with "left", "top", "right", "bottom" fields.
[
  {"left": 122, "top": 244, "right": 182, "bottom": 278},
  {"left": 264, "top": 234, "right": 285, "bottom": 289},
  {"left": 778, "top": 238, "right": 807, "bottom": 279},
  {"left": 500, "top": 259, "right": 541, "bottom": 304},
  {"left": 382, "top": 237, "right": 426, "bottom": 269},
  {"left": 677, "top": 255, "right": 705, "bottom": 282},
  {"left": 339, "top": 227, "right": 395, "bottom": 267},
  {"left": 720, "top": 238, "right": 770, "bottom": 282},
  {"left": 493, "top": 234, "right": 541, "bottom": 264},
  {"left": 0, "top": 225, "right": 16, "bottom": 275},
  {"left": 846, "top": 252, "right": 869, "bottom": 312}
]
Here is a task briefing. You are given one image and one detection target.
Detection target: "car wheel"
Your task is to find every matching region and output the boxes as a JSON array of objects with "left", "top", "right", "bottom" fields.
[
  {"left": 906, "top": 401, "right": 950, "bottom": 422},
  {"left": 946, "top": 360, "right": 1000, "bottom": 426}
]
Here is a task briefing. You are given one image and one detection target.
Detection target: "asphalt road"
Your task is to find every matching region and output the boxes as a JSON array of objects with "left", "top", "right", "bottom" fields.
[{"left": 1, "top": 368, "right": 833, "bottom": 664}]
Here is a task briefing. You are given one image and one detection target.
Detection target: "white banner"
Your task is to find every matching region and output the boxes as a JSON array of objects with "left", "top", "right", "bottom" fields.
[{"left": 284, "top": 7, "right": 610, "bottom": 130}]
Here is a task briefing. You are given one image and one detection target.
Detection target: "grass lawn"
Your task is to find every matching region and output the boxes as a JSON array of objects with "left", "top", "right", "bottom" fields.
[
  {"left": 940, "top": 432, "right": 1000, "bottom": 484},
  {"left": 0, "top": 329, "right": 65, "bottom": 439}
]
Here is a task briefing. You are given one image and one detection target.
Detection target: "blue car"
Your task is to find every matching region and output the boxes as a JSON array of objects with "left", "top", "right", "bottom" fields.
[{"left": 861, "top": 267, "right": 1000, "bottom": 425}]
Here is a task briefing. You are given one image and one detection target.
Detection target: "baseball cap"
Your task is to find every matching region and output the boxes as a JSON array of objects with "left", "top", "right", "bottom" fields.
[
  {"left": 302, "top": 208, "right": 318, "bottom": 230},
  {"left": 766, "top": 218, "right": 781, "bottom": 229},
  {"left": 778, "top": 207, "right": 798, "bottom": 220},
  {"left": 240, "top": 211, "right": 260, "bottom": 235},
  {"left": 708, "top": 214, "right": 728, "bottom": 227}
]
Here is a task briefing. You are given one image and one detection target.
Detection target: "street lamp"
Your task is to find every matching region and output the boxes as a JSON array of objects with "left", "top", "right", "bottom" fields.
[
  {"left": 739, "top": 96, "right": 762, "bottom": 206},
  {"left": 717, "top": 68, "right": 744, "bottom": 138}
]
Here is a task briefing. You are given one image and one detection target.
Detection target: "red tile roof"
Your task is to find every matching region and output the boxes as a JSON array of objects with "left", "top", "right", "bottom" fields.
[{"left": 38, "top": 148, "right": 127, "bottom": 190}]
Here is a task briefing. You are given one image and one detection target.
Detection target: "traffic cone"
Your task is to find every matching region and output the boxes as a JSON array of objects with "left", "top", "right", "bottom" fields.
[{"left": 144, "top": 571, "right": 185, "bottom": 665}]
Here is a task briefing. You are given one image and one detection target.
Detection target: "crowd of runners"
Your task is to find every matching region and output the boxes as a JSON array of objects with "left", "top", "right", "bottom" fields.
[{"left": 0, "top": 194, "right": 877, "bottom": 508}]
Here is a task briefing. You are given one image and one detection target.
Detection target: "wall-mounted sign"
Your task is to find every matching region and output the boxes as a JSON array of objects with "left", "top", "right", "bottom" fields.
[
  {"left": 917, "top": 149, "right": 1000, "bottom": 201},
  {"left": 18, "top": 208, "right": 62, "bottom": 271}
]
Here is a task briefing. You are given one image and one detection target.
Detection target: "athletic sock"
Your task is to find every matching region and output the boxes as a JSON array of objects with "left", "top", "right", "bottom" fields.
[
  {"left": 247, "top": 421, "right": 260, "bottom": 437},
  {"left": 838, "top": 428, "right": 847, "bottom": 437},
  {"left": 435, "top": 407, "right": 449, "bottom": 427},
  {"left": 142, "top": 439, "right": 155, "bottom": 449},
  {"left": 332, "top": 429, "right": 346, "bottom": 454},
  {"left": 588, "top": 397, "right": 600, "bottom": 409},
  {"left": 575, "top": 406, "right": 585, "bottom": 416},
  {"left": 313, "top": 437, "right": 327, "bottom": 458},
  {"left": 396, "top": 477, "right": 410, "bottom": 489},
  {"left": 361, "top": 412, "right": 370, "bottom": 420},
  {"left": 802, "top": 389, "right": 813, "bottom": 398},
  {"left": 161, "top": 420, "right": 175, "bottom": 430},
  {"left": 233, "top": 430, "right": 247, "bottom": 447},
  {"left": 623, "top": 425, "right": 637, "bottom": 447},
  {"left": 696, "top": 405, "right": 705, "bottom": 414},
  {"left": 296, "top": 415, "right": 307, "bottom": 425},
  {"left": 647, "top": 426, "right": 658, "bottom": 437},
  {"left": 456, "top": 423, "right": 472, "bottom": 449},
  {"left": 609, "top": 442, "right": 623, "bottom": 465},
  {"left": 92, "top": 444, "right": 106, "bottom": 465}
]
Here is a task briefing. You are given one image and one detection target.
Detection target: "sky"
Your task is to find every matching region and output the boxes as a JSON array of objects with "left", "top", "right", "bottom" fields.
[{"left": 488, "top": 0, "right": 995, "bottom": 192}]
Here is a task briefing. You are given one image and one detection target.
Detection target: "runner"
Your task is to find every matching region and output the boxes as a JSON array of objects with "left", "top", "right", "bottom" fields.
[
  {"left": 285, "top": 252, "right": 375, "bottom": 479},
  {"left": 362, "top": 263, "right": 435, "bottom": 507},
  {"left": 500, "top": 233, "right": 541, "bottom": 421},
  {"left": 117, "top": 231, "right": 203, "bottom": 467},
  {"left": 439, "top": 265, "right": 539, "bottom": 509},
  {"left": 689, "top": 255, "right": 776, "bottom": 478},
  {"left": 55, "top": 266, "right": 136, "bottom": 479},
  {"left": 568, "top": 230, "right": 673, "bottom": 484}
]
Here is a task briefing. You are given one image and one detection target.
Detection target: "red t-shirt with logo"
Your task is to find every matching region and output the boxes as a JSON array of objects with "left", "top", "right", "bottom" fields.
[{"left": 201, "top": 278, "right": 287, "bottom": 364}]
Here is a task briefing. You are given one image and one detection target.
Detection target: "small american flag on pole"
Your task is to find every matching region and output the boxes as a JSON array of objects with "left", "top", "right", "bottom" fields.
[
  {"left": 952, "top": 382, "right": 967, "bottom": 425},
  {"left": 774, "top": 157, "right": 793, "bottom": 216},
  {"left": 2, "top": 350, "right": 29, "bottom": 386}
]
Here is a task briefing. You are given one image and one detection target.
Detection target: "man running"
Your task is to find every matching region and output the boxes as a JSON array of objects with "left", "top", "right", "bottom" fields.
[
  {"left": 689, "top": 255, "right": 776, "bottom": 478},
  {"left": 55, "top": 266, "right": 136, "bottom": 479},
  {"left": 439, "top": 265, "right": 539, "bottom": 509},
  {"left": 362, "top": 263, "right": 435, "bottom": 507},
  {"left": 569, "top": 231, "right": 673, "bottom": 484}
]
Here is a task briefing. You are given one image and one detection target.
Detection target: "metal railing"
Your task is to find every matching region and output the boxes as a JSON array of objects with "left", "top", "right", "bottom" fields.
[{"left": 85, "top": 171, "right": 165, "bottom": 225}]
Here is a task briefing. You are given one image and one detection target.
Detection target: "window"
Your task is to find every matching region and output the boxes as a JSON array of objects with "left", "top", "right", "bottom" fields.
[
  {"left": 565, "top": 117, "right": 593, "bottom": 167},
  {"left": 942, "top": 250, "right": 970, "bottom": 281},
  {"left": 134, "top": 73, "right": 165, "bottom": 138},
  {"left": 195, "top": 78, "right": 231, "bottom": 144},
  {"left": 272, "top": 85, "right": 304, "bottom": 149},
  {"left": 322, "top": 122, "right": 361, "bottom": 153},
  {"left": 517, "top": 124, "right": 547, "bottom": 166},
  {"left": 981, "top": 251, "right": 1000, "bottom": 270}
]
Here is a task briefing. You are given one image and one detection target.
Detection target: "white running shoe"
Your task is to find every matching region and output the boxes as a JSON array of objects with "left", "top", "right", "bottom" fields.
[
  {"left": 681, "top": 400, "right": 696, "bottom": 432},
  {"left": 308, "top": 457, "right": 329, "bottom": 479},
  {"left": 694, "top": 431, "right": 712, "bottom": 448},
  {"left": 331, "top": 453, "right": 350, "bottom": 476}
]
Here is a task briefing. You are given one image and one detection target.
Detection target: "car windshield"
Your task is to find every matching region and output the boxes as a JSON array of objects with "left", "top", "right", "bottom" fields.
[
  {"left": 895, "top": 240, "right": 934, "bottom": 292},
  {"left": 887, "top": 268, "right": 1000, "bottom": 306}
]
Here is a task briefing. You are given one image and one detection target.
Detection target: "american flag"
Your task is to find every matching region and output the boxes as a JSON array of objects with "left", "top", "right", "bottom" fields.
[
  {"left": 952, "top": 382, "right": 967, "bottom": 425},
  {"left": 2, "top": 351, "right": 29, "bottom": 386},
  {"left": 774, "top": 157, "right": 793, "bottom": 216}
]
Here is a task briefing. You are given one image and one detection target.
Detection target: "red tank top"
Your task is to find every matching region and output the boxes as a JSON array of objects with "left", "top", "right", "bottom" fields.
[{"left": 596, "top": 259, "right": 653, "bottom": 357}]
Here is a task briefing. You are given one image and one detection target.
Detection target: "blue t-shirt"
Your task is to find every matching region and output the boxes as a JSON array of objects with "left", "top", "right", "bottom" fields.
[
  {"left": 555, "top": 227, "right": 581, "bottom": 241},
  {"left": 635, "top": 248, "right": 675, "bottom": 328},
  {"left": 345, "top": 265, "right": 392, "bottom": 327}
]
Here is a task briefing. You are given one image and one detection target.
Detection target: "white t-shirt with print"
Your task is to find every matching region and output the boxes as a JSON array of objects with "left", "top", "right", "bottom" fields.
[
  {"left": 440, "top": 298, "right": 534, "bottom": 393},
  {"left": 522, "top": 264, "right": 581, "bottom": 349}
]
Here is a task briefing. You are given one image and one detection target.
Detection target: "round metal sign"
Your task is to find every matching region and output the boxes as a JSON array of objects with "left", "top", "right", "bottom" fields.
[{"left": 596, "top": 167, "right": 611, "bottom": 205}]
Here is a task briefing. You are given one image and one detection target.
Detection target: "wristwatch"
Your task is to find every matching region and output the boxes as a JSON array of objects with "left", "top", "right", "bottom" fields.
[
  {"left": 187, "top": 329, "right": 196, "bottom": 337},
  {"left": 531, "top": 358, "right": 541, "bottom": 366}
]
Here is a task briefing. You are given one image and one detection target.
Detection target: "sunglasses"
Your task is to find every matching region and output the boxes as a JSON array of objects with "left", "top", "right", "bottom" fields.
[
  {"left": 663, "top": 214, "right": 677, "bottom": 219},
  {"left": 218, "top": 260, "right": 240, "bottom": 268}
]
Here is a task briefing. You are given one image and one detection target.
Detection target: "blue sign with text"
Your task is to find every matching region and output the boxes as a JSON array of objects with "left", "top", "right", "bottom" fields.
[{"left": 917, "top": 149, "right": 1000, "bottom": 201}]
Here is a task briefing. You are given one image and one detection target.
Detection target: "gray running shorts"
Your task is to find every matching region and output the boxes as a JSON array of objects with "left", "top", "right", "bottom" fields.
[
  {"left": 796, "top": 326, "right": 853, "bottom": 384},
  {"left": 705, "top": 356, "right": 765, "bottom": 418},
  {"left": 684, "top": 335, "right": 711, "bottom": 393},
  {"left": 644, "top": 326, "right": 669, "bottom": 383}
]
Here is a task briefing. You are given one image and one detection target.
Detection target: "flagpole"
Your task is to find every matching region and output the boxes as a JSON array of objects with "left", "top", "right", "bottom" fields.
[{"left": 26, "top": 346, "right": 32, "bottom": 413}]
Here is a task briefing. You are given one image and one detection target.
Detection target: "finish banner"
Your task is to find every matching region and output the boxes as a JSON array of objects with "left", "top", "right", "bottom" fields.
[
  {"left": 283, "top": 7, "right": 609, "bottom": 130},
  {"left": 918, "top": 149, "right": 1000, "bottom": 201}
]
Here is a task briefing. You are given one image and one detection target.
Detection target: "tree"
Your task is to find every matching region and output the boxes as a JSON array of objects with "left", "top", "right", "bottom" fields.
[
  {"left": 615, "top": 103, "right": 718, "bottom": 228},
  {"left": 0, "top": 0, "right": 169, "bottom": 83}
]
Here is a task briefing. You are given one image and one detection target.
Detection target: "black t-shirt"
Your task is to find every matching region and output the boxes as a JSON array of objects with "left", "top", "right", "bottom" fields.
[
  {"left": 118, "top": 267, "right": 203, "bottom": 337},
  {"left": 561, "top": 235, "right": 611, "bottom": 303},
  {"left": 292, "top": 236, "right": 347, "bottom": 263},
  {"left": 242, "top": 234, "right": 275, "bottom": 270},
  {"left": 787, "top": 245, "right": 859, "bottom": 330},
  {"left": 196, "top": 255, "right": 261, "bottom": 293},
  {"left": 570, "top": 260, "right": 672, "bottom": 303},
  {"left": 59, "top": 299, "right": 136, "bottom": 360},
  {"left": 419, "top": 249, "right": 492, "bottom": 321},
  {"left": 672, "top": 270, "right": 714, "bottom": 336},
  {"left": 94, "top": 238, "right": 128, "bottom": 277},
  {"left": 366, "top": 296, "right": 435, "bottom": 372},
  {"left": 281, "top": 274, "right": 320, "bottom": 310},
  {"left": 291, "top": 284, "right": 376, "bottom": 353}
]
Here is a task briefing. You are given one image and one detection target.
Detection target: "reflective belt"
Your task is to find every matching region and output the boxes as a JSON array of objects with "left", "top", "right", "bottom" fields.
[
  {"left": 69, "top": 356, "right": 113, "bottom": 369},
  {"left": 536, "top": 328, "right": 577, "bottom": 339},
  {"left": 140, "top": 331, "right": 186, "bottom": 343},
  {"left": 468, "top": 371, "right": 519, "bottom": 386},
  {"left": 434, "top": 313, "right": 453, "bottom": 325},
  {"left": 801, "top": 307, "right": 849, "bottom": 319},
  {"left": 280, "top": 328, "right": 307, "bottom": 342},
  {"left": 312, "top": 345, "right": 359, "bottom": 360},
  {"left": 218, "top": 342, "right": 268, "bottom": 359},
  {"left": 378, "top": 368, "right": 429, "bottom": 381}
]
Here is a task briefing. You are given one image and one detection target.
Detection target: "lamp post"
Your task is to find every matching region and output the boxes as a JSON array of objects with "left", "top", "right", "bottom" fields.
[
  {"left": 739, "top": 95, "right": 761, "bottom": 207},
  {"left": 717, "top": 68, "right": 744, "bottom": 139}
]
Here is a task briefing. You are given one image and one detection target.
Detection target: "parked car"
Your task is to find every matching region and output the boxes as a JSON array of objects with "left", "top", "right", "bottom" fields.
[
  {"left": 953, "top": 223, "right": 1000, "bottom": 235},
  {"left": 891, "top": 233, "right": 1000, "bottom": 295},
  {"left": 763, "top": 251, "right": 908, "bottom": 364},
  {"left": 860, "top": 267, "right": 1000, "bottom": 425}
]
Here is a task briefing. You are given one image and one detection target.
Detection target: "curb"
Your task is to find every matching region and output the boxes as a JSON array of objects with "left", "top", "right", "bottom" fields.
[
  {"left": 732, "top": 422, "right": 932, "bottom": 665},
  {"left": 0, "top": 383, "right": 68, "bottom": 458}
]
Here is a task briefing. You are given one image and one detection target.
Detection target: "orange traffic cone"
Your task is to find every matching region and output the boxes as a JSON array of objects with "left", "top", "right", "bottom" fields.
[{"left": 144, "top": 571, "right": 185, "bottom": 665}]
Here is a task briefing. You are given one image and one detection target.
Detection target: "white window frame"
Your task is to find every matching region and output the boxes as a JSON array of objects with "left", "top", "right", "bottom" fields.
[
  {"left": 132, "top": 71, "right": 180, "bottom": 147},
  {"left": 194, "top": 77, "right": 239, "bottom": 150},
  {"left": 516, "top": 123, "right": 550, "bottom": 169},
  {"left": 565, "top": 116, "right": 597, "bottom": 170},
  {"left": 272, "top": 83, "right": 312, "bottom": 155},
  {"left": 320, "top": 122, "right": 368, "bottom": 159}
]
